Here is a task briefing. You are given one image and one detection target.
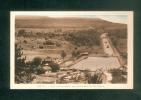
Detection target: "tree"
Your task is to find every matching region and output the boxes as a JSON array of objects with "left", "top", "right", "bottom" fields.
[
  {"left": 61, "top": 50, "right": 66, "bottom": 60},
  {"left": 15, "top": 44, "right": 28, "bottom": 83},
  {"left": 31, "top": 57, "right": 45, "bottom": 75}
]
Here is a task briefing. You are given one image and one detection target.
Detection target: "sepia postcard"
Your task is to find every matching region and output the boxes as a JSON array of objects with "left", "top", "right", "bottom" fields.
[{"left": 10, "top": 11, "right": 133, "bottom": 89}]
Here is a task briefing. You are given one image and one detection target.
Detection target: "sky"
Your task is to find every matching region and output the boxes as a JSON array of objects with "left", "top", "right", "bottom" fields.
[{"left": 91, "top": 15, "right": 127, "bottom": 24}]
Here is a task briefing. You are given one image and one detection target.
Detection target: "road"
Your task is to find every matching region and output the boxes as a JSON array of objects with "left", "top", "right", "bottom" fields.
[
  {"left": 101, "top": 33, "right": 126, "bottom": 66},
  {"left": 100, "top": 33, "right": 115, "bottom": 56}
]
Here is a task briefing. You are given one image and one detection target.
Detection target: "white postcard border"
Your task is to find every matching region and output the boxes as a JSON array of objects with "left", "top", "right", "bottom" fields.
[{"left": 10, "top": 11, "right": 133, "bottom": 89}]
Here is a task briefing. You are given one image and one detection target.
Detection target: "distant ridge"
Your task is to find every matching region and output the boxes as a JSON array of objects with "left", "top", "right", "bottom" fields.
[
  {"left": 16, "top": 15, "right": 51, "bottom": 20},
  {"left": 15, "top": 16, "right": 127, "bottom": 29}
]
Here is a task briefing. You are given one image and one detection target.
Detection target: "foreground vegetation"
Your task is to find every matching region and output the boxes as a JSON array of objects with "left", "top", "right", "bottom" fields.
[{"left": 15, "top": 44, "right": 60, "bottom": 83}]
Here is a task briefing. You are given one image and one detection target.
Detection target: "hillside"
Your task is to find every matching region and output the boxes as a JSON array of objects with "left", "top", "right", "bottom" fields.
[
  {"left": 15, "top": 16, "right": 127, "bottom": 56},
  {"left": 15, "top": 16, "right": 127, "bottom": 30}
]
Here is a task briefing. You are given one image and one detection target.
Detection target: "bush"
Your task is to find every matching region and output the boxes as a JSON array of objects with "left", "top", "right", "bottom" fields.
[
  {"left": 87, "top": 71, "right": 105, "bottom": 84},
  {"left": 36, "top": 66, "right": 46, "bottom": 75},
  {"left": 18, "top": 29, "right": 26, "bottom": 37},
  {"left": 32, "top": 57, "right": 42, "bottom": 67},
  {"left": 110, "top": 68, "right": 127, "bottom": 83},
  {"left": 49, "top": 61, "right": 60, "bottom": 72},
  {"left": 39, "top": 45, "right": 43, "bottom": 49},
  {"left": 23, "top": 40, "right": 27, "bottom": 44}
]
